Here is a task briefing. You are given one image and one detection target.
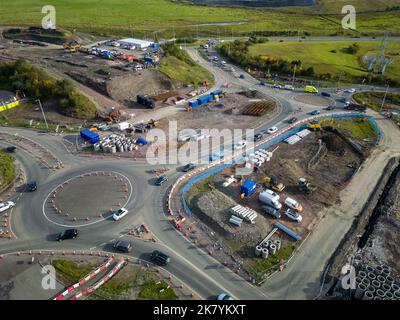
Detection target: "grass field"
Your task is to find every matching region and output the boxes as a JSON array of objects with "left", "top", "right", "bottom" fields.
[
  {"left": 0, "top": 151, "right": 14, "bottom": 189},
  {"left": 338, "top": 118, "right": 378, "bottom": 140},
  {"left": 353, "top": 91, "right": 400, "bottom": 111},
  {"left": 0, "top": 1, "right": 399, "bottom": 37},
  {"left": 249, "top": 41, "right": 400, "bottom": 82}
]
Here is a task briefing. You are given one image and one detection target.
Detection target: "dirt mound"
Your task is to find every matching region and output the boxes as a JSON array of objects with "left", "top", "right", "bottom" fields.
[
  {"left": 107, "top": 70, "right": 177, "bottom": 106},
  {"left": 237, "top": 90, "right": 264, "bottom": 99}
]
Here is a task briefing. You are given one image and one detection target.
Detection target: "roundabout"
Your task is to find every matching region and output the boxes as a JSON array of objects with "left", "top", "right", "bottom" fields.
[
  {"left": 293, "top": 93, "right": 332, "bottom": 107},
  {"left": 42, "top": 171, "right": 133, "bottom": 228}
]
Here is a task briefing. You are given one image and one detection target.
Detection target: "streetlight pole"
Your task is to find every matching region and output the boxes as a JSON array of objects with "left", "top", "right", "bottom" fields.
[
  {"left": 380, "top": 84, "right": 390, "bottom": 114},
  {"left": 292, "top": 64, "right": 297, "bottom": 87},
  {"left": 36, "top": 99, "right": 49, "bottom": 130}
]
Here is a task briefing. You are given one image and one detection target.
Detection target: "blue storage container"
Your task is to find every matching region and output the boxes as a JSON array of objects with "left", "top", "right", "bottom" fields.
[
  {"left": 80, "top": 129, "right": 100, "bottom": 144},
  {"left": 211, "top": 90, "right": 223, "bottom": 96},
  {"left": 136, "top": 137, "right": 148, "bottom": 145},
  {"left": 240, "top": 180, "right": 257, "bottom": 197},
  {"left": 197, "top": 94, "right": 213, "bottom": 105},
  {"left": 189, "top": 100, "right": 199, "bottom": 108}
]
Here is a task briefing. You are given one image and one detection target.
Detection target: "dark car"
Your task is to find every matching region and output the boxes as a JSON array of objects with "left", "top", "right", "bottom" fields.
[
  {"left": 113, "top": 240, "right": 132, "bottom": 253},
  {"left": 254, "top": 133, "right": 263, "bottom": 142},
  {"left": 5, "top": 146, "right": 16, "bottom": 153},
  {"left": 326, "top": 105, "right": 335, "bottom": 111},
  {"left": 57, "top": 229, "right": 78, "bottom": 241},
  {"left": 183, "top": 163, "right": 196, "bottom": 172},
  {"left": 310, "top": 110, "right": 321, "bottom": 116},
  {"left": 262, "top": 205, "right": 281, "bottom": 219},
  {"left": 321, "top": 92, "right": 331, "bottom": 97},
  {"left": 155, "top": 175, "right": 168, "bottom": 186},
  {"left": 27, "top": 181, "right": 37, "bottom": 192},
  {"left": 150, "top": 250, "right": 170, "bottom": 266},
  {"left": 288, "top": 117, "right": 298, "bottom": 124}
]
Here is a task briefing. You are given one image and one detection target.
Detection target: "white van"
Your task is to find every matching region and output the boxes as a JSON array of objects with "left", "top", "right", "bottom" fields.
[
  {"left": 284, "top": 197, "right": 303, "bottom": 212},
  {"left": 259, "top": 189, "right": 282, "bottom": 210}
]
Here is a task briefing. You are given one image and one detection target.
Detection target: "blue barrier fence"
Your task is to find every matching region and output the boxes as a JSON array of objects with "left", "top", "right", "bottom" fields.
[{"left": 180, "top": 113, "right": 381, "bottom": 217}]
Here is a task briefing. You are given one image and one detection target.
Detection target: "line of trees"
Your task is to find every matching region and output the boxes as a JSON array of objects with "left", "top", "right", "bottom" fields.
[{"left": 0, "top": 59, "right": 96, "bottom": 119}]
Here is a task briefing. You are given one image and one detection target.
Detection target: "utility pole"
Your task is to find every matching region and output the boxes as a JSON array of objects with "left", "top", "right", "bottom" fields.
[
  {"left": 292, "top": 64, "right": 297, "bottom": 87},
  {"left": 36, "top": 99, "right": 49, "bottom": 130},
  {"left": 380, "top": 84, "right": 390, "bottom": 114}
]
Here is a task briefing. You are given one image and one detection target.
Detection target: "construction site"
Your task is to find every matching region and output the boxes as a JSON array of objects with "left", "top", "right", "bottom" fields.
[{"left": 183, "top": 117, "right": 379, "bottom": 281}]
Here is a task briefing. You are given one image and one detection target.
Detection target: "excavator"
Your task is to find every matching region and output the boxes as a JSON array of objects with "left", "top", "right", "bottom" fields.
[
  {"left": 298, "top": 177, "right": 317, "bottom": 194},
  {"left": 263, "top": 175, "right": 285, "bottom": 193},
  {"left": 96, "top": 110, "right": 121, "bottom": 124},
  {"left": 63, "top": 40, "right": 81, "bottom": 53},
  {"left": 146, "top": 118, "right": 159, "bottom": 129},
  {"left": 307, "top": 118, "right": 335, "bottom": 131}
]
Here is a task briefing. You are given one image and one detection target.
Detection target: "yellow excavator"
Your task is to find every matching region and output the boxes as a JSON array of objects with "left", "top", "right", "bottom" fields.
[
  {"left": 263, "top": 176, "right": 285, "bottom": 193},
  {"left": 307, "top": 118, "right": 335, "bottom": 131},
  {"left": 63, "top": 40, "right": 81, "bottom": 53}
]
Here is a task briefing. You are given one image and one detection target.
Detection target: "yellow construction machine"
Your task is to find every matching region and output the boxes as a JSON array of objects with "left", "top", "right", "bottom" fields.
[
  {"left": 263, "top": 176, "right": 285, "bottom": 193},
  {"left": 307, "top": 118, "right": 335, "bottom": 131},
  {"left": 63, "top": 41, "right": 81, "bottom": 53}
]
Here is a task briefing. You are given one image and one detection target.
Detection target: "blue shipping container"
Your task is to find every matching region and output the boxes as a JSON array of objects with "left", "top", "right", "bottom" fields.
[
  {"left": 241, "top": 180, "right": 257, "bottom": 197},
  {"left": 136, "top": 137, "right": 148, "bottom": 145},
  {"left": 197, "top": 94, "right": 213, "bottom": 105},
  {"left": 211, "top": 90, "right": 223, "bottom": 96},
  {"left": 189, "top": 100, "right": 199, "bottom": 108},
  {"left": 80, "top": 129, "right": 100, "bottom": 144}
]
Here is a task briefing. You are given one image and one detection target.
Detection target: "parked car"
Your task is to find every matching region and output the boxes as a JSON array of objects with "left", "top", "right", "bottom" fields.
[
  {"left": 287, "top": 117, "right": 298, "bottom": 124},
  {"left": 267, "top": 127, "right": 278, "bottom": 134},
  {"left": 326, "top": 105, "right": 335, "bottom": 111},
  {"left": 57, "top": 229, "right": 78, "bottom": 241},
  {"left": 310, "top": 110, "right": 321, "bottom": 115},
  {"left": 321, "top": 92, "right": 331, "bottom": 97},
  {"left": 27, "top": 181, "right": 37, "bottom": 192},
  {"left": 254, "top": 133, "right": 263, "bottom": 142},
  {"left": 112, "top": 207, "right": 129, "bottom": 221},
  {"left": 262, "top": 205, "right": 281, "bottom": 219},
  {"left": 5, "top": 146, "right": 16, "bottom": 153},
  {"left": 284, "top": 197, "right": 303, "bottom": 212},
  {"left": 155, "top": 175, "right": 168, "bottom": 186},
  {"left": 183, "top": 163, "right": 196, "bottom": 172},
  {"left": 113, "top": 240, "right": 132, "bottom": 253},
  {"left": 217, "top": 293, "right": 234, "bottom": 300},
  {"left": 150, "top": 250, "right": 170, "bottom": 266},
  {"left": 284, "top": 209, "right": 303, "bottom": 223},
  {"left": 0, "top": 201, "right": 15, "bottom": 212}
]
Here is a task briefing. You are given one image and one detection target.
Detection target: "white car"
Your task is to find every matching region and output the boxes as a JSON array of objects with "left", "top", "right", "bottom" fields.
[
  {"left": 284, "top": 209, "right": 303, "bottom": 223},
  {"left": 267, "top": 127, "right": 278, "bottom": 134},
  {"left": 0, "top": 201, "right": 15, "bottom": 213},
  {"left": 112, "top": 208, "right": 129, "bottom": 221},
  {"left": 346, "top": 88, "right": 356, "bottom": 93},
  {"left": 217, "top": 293, "right": 234, "bottom": 300},
  {"left": 233, "top": 140, "right": 247, "bottom": 150}
]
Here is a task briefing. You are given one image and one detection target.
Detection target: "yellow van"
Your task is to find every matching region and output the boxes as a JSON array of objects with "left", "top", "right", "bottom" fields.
[{"left": 305, "top": 86, "right": 318, "bottom": 94}]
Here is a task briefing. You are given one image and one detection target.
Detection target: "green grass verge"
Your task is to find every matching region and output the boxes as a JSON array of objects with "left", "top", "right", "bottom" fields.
[
  {"left": 0, "top": 1, "right": 399, "bottom": 37},
  {"left": 138, "top": 279, "right": 178, "bottom": 300},
  {"left": 248, "top": 41, "right": 400, "bottom": 84},
  {"left": 353, "top": 91, "right": 400, "bottom": 112},
  {"left": 338, "top": 118, "right": 378, "bottom": 140},
  {"left": 53, "top": 260, "right": 93, "bottom": 284},
  {"left": 0, "top": 151, "right": 14, "bottom": 188}
]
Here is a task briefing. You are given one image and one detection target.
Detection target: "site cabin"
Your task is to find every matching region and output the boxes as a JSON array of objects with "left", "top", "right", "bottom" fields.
[
  {"left": 305, "top": 86, "right": 318, "bottom": 94},
  {"left": 240, "top": 180, "right": 257, "bottom": 197}
]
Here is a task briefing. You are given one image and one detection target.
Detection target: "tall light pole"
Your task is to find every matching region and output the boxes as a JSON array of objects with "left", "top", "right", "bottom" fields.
[
  {"left": 36, "top": 99, "right": 49, "bottom": 130},
  {"left": 292, "top": 64, "right": 297, "bottom": 87},
  {"left": 380, "top": 84, "right": 390, "bottom": 114}
]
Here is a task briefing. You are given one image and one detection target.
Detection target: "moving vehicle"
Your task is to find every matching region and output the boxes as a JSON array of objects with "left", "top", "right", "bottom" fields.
[
  {"left": 310, "top": 110, "right": 321, "bottom": 116},
  {"left": 287, "top": 117, "right": 298, "bottom": 124},
  {"left": 254, "top": 133, "right": 263, "bottom": 141},
  {"left": 5, "top": 146, "right": 16, "bottom": 153},
  {"left": 233, "top": 140, "right": 247, "bottom": 150},
  {"left": 183, "top": 163, "right": 196, "bottom": 172},
  {"left": 0, "top": 201, "right": 15, "bottom": 212},
  {"left": 284, "top": 208, "right": 303, "bottom": 223},
  {"left": 113, "top": 240, "right": 132, "bottom": 253},
  {"left": 262, "top": 205, "right": 281, "bottom": 219},
  {"left": 259, "top": 189, "right": 282, "bottom": 210},
  {"left": 217, "top": 293, "right": 234, "bottom": 300},
  {"left": 57, "top": 229, "right": 78, "bottom": 241},
  {"left": 267, "top": 127, "right": 278, "bottom": 134},
  {"left": 321, "top": 92, "right": 331, "bottom": 97},
  {"left": 346, "top": 88, "right": 356, "bottom": 94},
  {"left": 326, "top": 105, "right": 335, "bottom": 111},
  {"left": 284, "top": 197, "right": 303, "bottom": 212},
  {"left": 305, "top": 86, "right": 318, "bottom": 94},
  {"left": 27, "top": 181, "right": 37, "bottom": 192},
  {"left": 112, "top": 207, "right": 129, "bottom": 221},
  {"left": 209, "top": 151, "right": 225, "bottom": 162},
  {"left": 284, "top": 85, "right": 295, "bottom": 91},
  {"left": 155, "top": 175, "right": 168, "bottom": 186},
  {"left": 150, "top": 250, "right": 170, "bottom": 266}
]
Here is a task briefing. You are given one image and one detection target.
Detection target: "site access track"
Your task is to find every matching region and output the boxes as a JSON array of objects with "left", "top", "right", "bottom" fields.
[{"left": 261, "top": 110, "right": 400, "bottom": 299}]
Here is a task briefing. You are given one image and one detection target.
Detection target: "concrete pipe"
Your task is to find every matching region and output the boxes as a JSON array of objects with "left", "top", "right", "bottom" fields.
[
  {"left": 266, "top": 240, "right": 272, "bottom": 248},
  {"left": 255, "top": 246, "right": 263, "bottom": 257},
  {"left": 367, "top": 286, "right": 376, "bottom": 294},
  {"left": 394, "top": 291, "right": 400, "bottom": 300},
  {"left": 356, "top": 277, "right": 363, "bottom": 285},
  {"left": 269, "top": 244, "right": 277, "bottom": 255},
  {"left": 375, "top": 265, "right": 384, "bottom": 276},
  {"left": 376, "top": 289, "right": 386, "bottom": 299},
  {"left": 382, "top": 283, "right": 391, "bottom": 292},
  {"left": 362, "top": 278, "right": 371, "bottom": 287},
  {"left": 385, "top": 292, "right": 394, "bottom": 300},
  {"left": 261, "top": 248, "right": 269, "bottom": 259},
  {"left": 274, "top": 240, "right": 282, "bottom": 251},
  {"left": 377, "top": 275, "right": 386, "bottom": 284},
  {"left": 358, "top": 271, "right": 367, "bottom": 279},
  {"left": 365, "top": 265, "right": 375, "bottom": 274},
  {"left": 355, "top": 283, "right": 367, "bottom": 300},
  {"left": 390, "top": 283, "right": 400, "bottom": 293},
  {"left": 382, "top": 268, "right": 390, "bottom": 277},
  {"left": 367, "top": 272, "right": 376, "bottom": 281},
  {"left": 363, "top": 291, "right": 374, "bottom": 300},
  {"left": 374, "top": 296, "right": 382, "bottom": 300},
  {"left": 372, "top": 280, "right": 381, "bottom": 289},
  {"left": 385, "top": 276, "right": 394, "bottom": 285}
]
